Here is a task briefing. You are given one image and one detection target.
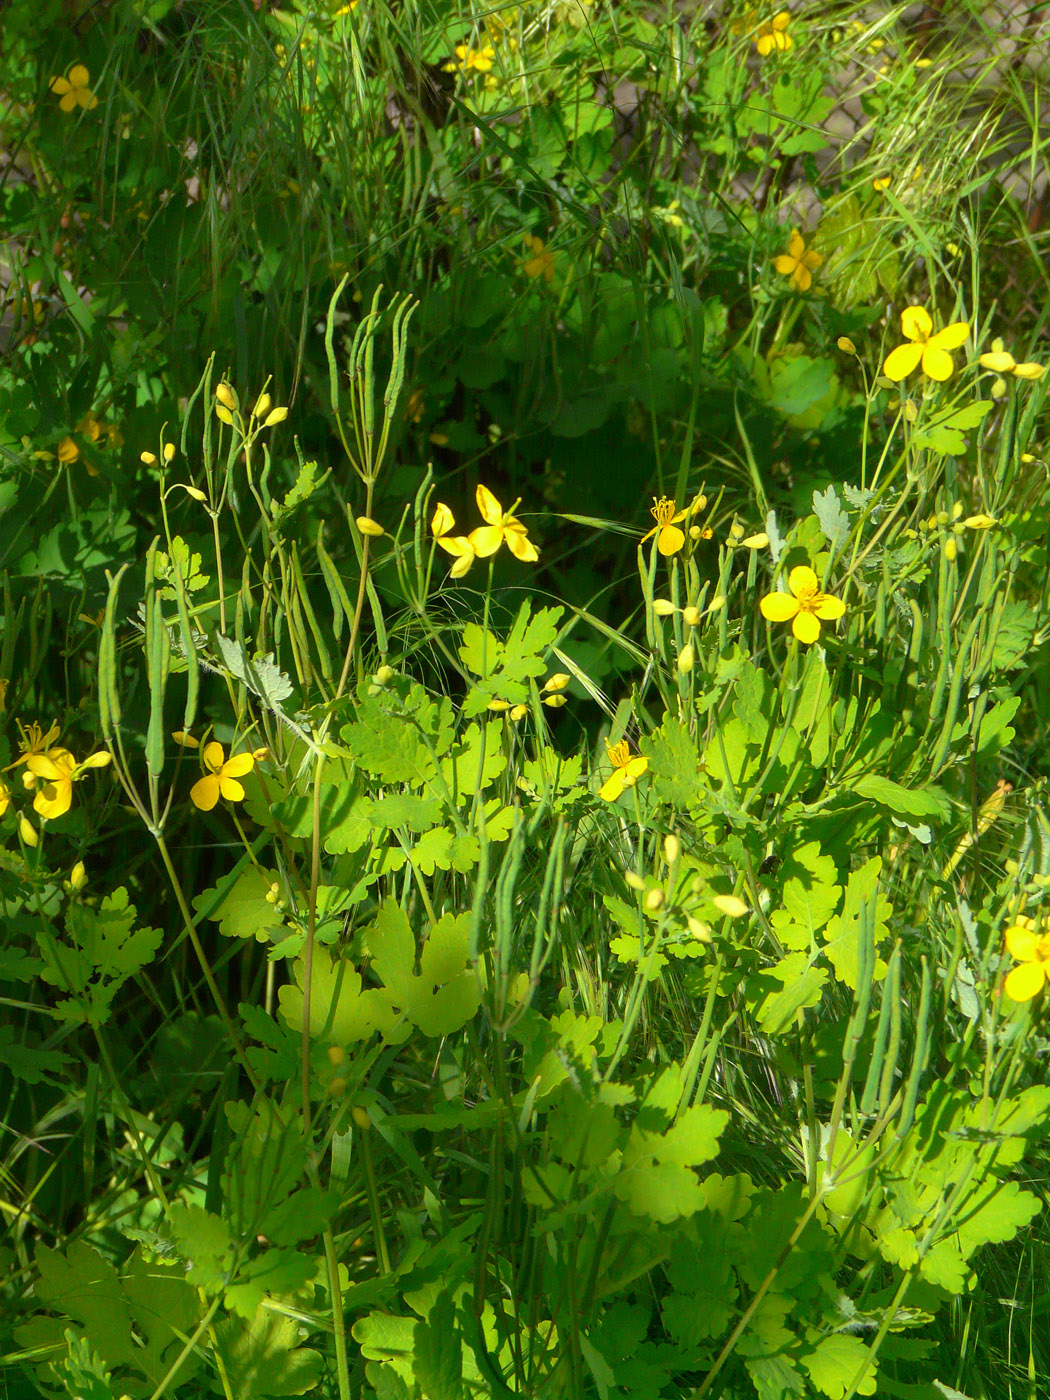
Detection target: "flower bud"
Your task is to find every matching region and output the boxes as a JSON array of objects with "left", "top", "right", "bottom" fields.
[
  {"left": 652, "top": 599, "right": 677, "bottom": 616},
  {"left": 215, "top": 404, "right": 234, "bottom": 425},
  {"left": 329, "top": 1078, "right": 347, "bottom": 1096},
  {"left": 215, "top": 382, "right": 239, "bottom": 412},
  {"left": 944, "top": 537, "right": 957, "bottom": 562},
  {"left": 19, "top": 815, "right": 38, "bottom": 847},
  {"left": 964, "top": 514, "right": 996, "bottom": 530},
  {"left": 742, "top": 532, "right": 768, "bottom": 549},
  {"left": 185, "top": 485, "right": 206, "bottom": 501},
  {"left": 707, "top": 595, "right": 726, "bottom": 613},
  {"left": 253, "top": 391, "right": 273, "bottom": 419},
  {"left": 163, "top": 442, "right": 176, "bottom": 462},
  {"left": 356, "top": 516, "right": 384, "bottom": 537},
  {"left": 837, "top": 336, "right": 857, "bottom": 354},
  {"left": 712, "top": 894, "right": 748, "bottom": 918},
  {"left": 327, "top": 1044, "right": 346, "bottom": 1066},
  {"left": 542, "top": 673, "right": 571, "bottom": 692},
  {"left": 543, "top": 694, "right": 567, "bottom": 708},
  {"left": 663, "top": 834, "right": 680, "bottom": 865},
  {"left": 263, "top": 406, "right": 289, "bottom": 427},
  {"left": 624, "top": 871, "right": 646, "bottom": 891},
  {"left": 644, "top": 888, "right": 665, "bottom": 912},
  {"left": 682, "top": 606, "right": 701, "bottom": 626},
  {"left": 510, "top": 704, "right": 528, "bottom": 721},
  {"left": 70, "top": 860, "right": 87, "bottom": 890},
  {"left": 677, "top": 644, "right": 695, "bottom": 674},
  {"left": 140, "top": 450, "right": 157, "bottom": 465},
  {"left": 373, "top": 665, "right": 395, "bottom": 686},
  {"left": 351, "top": 1104, "right": 371, "bottom": 1130},
  {"left": 687, "top": 916, "right": 712, "bottom": 942}
]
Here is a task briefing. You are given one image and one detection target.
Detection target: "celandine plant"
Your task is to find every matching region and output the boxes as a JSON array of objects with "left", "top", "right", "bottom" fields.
[{"left": 4, "top": 269, "right": 1050, "bottom": 1400}]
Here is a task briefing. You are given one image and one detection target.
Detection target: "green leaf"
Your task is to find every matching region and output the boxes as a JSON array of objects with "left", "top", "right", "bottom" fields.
[
  {"left": 39, "top": 889, "right": 162, "bottom": 1025},
  {"left": 821, "top": 858, "right": 890, "bottom": 989},
  {"left": 642, "top": 715, "right": 706, "bottom": 809},
  {"left": 169, "top": 1203, "right": 233, "bottom": 1291},
  {"left": 193, "top": 867, "right": 285, "bottom": 941},
  {"left": 413, "top": 1290, "right": 465, "bottom": 1400},
  {"left": 222, "top": 1097, "right": 307, "bottom": 1238},
  {"left": 755, "top": 953, "right": 828, "bottom": 1033},
  {"left": 215, "top": 1308, "right": 324, "bottom": 1397},
  {"left": 279, "top": 950, "right": 395, "bottom": 1044},
  {"left": 363, "top": 793, "right": 443, "bottom": 830},
  {"left": 459, "top": 624, "right": 503, "bottom": 676},
  {"left": 0, "top": 1024, "right": 71, "bottom": 1084},
  {"left": 911, "top": 400, "right": 993, "bottom": 456},
  {"left": 55, "top": 1334, "right": 119, "bottom": 1400},
  {"left": 215, "top": 635, "right": 295, "bottom": 708},
  {"left": 801, "top": 1333, "right": 877, "bottom": 1398},
  {"left": 812, "top": 485, "right": 849, "bottom": 555},
  {"left": 850, "top": 774, "right": 951, "bottom": 821}
]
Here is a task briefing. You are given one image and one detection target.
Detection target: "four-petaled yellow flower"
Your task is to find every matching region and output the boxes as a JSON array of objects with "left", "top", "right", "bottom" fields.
[
  {"left": 759, "top": 565, "right": 845, "bottom": 645},
  {"left": 523, "top": 236, "right": 555, "bottom": 282},
  {"left": 978, "top": 337, "right": 1045, "bottom": 381},
  {"left": 469, "top": 484, "right": 539, "bottom": 562},
  {"left": 8, "top": 719, "right": 62, "bottom": 768},
  {"left": 190, "top": 742, "right": 255, "bottom": 812},
  {"left": 755, "top": 11, "right": 792, "bottom": 55},
  {"left": 50, "top": 65, "right": 99, "bottom": 113},
  {"left": 1003, "top": 915, "right": 1050, "bottom": 1002},
  {"left": 26, "top": 748, "right": 111, "bottom": 820},
  {"left": 600, "top": 740, "right": 648, "bottom": 801},
  {"left": 431, "top": 502, "right": 477, "bottom": 578},
  {"left": 444, "top": 42, "right": 495, "bottom": 74},
  {"left": 882, "top": 306, "right": 970, "bottom": 382},
  {"left": 774, "top": 230, "right": 821, "bottom": 291},
  {"left": 642, "top": 494, "right": 706, "bottom": 557}
]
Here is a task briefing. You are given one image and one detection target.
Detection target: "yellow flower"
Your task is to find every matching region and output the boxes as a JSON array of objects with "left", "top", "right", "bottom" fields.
[
  {"left": 641, "top": 494, "right": 706, "bottom": 557},
  {"left": 523, "top": 235, "right": 555, "bottom": 282},
  {"left": 469, "top": 484, "right": 539, "bottom": 562},
  {"left": 882, "top": 306, "right": 970, "bottom": 382},
  {"left": 57, "top": 437, "right": 80, "bottom": 464},
  {"left": 774, "top": 230, "right": 821, "bottom": 291},
  {"left": 431, "top": 502, "right": 477, "bottom": 578},
  {"left": 0, "top": 778, "right": 9, "bottom": 817},
  {"left": 1003, "top": 916, "right": 1050, "bottom": 1001},
  {"left": 26, "top": 747, "right": 111, "bottom": 820},
  {"left": 599, "top": 740, "right": 648, "bottom": 802},
  {"left": 759, "top": 565, "right": 845, "bottom": 645},
  {"left": 190, "top": 741, "right": 255, "bottom": 812},
  {"left": 964, "top": 513, "right": 996, "bottom": 530},
  {"left": 755, "top": 11, "right": 792, "bottom": 54},
  {"left": 444, "top": 42, "right": 496, "bottom": 74},
  {"left": 978, "top": 337, "right": 1045, "bottom": 381},
  {"left": 872, "top": 176, "right": 891, "bottom": 191},
  {"left": 50, "top": 64, "right": 99, "bottom": 113}
]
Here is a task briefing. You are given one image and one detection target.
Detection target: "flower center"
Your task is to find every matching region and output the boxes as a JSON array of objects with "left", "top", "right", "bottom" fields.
[
  {"left": 650, "top": 497, "right": 675, "bottom": 526},
  {"left": 607, "top": 740, "right": 630, "bottom": 768}
]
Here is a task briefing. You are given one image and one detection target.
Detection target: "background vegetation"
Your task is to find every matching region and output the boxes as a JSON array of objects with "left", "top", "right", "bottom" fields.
[{"left": 4, "top": 1, "right": 1050, "bottom": 1397}]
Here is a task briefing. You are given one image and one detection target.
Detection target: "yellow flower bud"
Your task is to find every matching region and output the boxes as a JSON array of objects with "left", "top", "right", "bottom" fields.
[
  {"left": 215, "top": 382, "right": 239, "bottom": 412},
  {"left": 682, "top": 606, "right": 701, "bottom": 626},
  {"left": 263, "top": 406, "right": 289, "bottom": 427},
  {"left": 652, "top": 599, "right": 677, "bottom": 616},
  {"left": 140, "top": 450, "right": 157, "bottom": 465},
  {"left": 543, "top": 694, "right": 567, "bottom": 708},
  {"left": 215, "top": 404, "right": 234, "bottom": 425},
  {"left": 356, "top": 516, "right": 384, "bottom": 537},
  {"left": 327, "top": 1044, "right": 347, "bottom": 1066},
  {"left": 707, "top": 595, "right": 726, "bottom": 613},
  {"left": 624, "top": 871, "right": 646, "bottom": 891},
  {"left": 329, "top": 1078, "right": 347, "bottom": 1096},
  {"left": 687, "top": 916, "right": 712, "bottom": 942},
  {"left": 712, "top": 894, "right": 748, "bottom": 918},
  {"left": 70, "top": 860, "right": 87, "bottom": 890},
  {"left": 542, "top": 673, "right": 571, "bottom": 692},
  {"left": 964, "top": 514, "right": 996, "bottom": 530},
  {"left": 185, "top": 485, "right": 206, "bottom": 501},
  {"left": 644, "top": 888, "right": 665, "bottom": 912},
  {"left": 373, "top": 665, "right": 395, "bottom": 686},
  {"left": 677, "top": 644, "right": 695, "bottom": 674},
  {"left": 351, "top": 1104, "right": 371, "bottom": 1130},
  {"left": 944, "top": 537, "right": 958, "bottom": 562},
  {"left": 488, "top": 700, "right": 511, "bottom": 712},
  {"left": 19, "top": 815, "right": 38, "bottom": 847},
  {"left": 742, "top": 532, "right": 769, "bottom": 549},
  {"left": 663, "top": 834, "right": 680, "bottom": 864},
  {"left": 952, "top": 501, "right": 964, "bottom": 519},
  {"left": 729, "top": 522, "right": 745, "bottom": 541},
  {"left": 253, "top": 391, "right": 273, "bottom": 419},
  {"left": 837, "top": 336, "right": 857, "bottom": 354},
  {"left": 509, "top": 704, "right": 528, "bottom": 721},
  {"left": 163, "top": 442, "right": 176, "bottom": 463}
]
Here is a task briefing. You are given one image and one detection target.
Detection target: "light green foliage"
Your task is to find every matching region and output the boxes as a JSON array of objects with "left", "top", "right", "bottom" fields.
[
  {"left": 37, "top": 889, "right": 162, "bottom": 1025},
  {"left": 459, "top": 602, "right": 563, "bottom": 713}
]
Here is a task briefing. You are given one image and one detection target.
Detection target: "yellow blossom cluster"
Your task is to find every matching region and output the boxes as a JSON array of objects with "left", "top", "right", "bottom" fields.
[{"left": 431, "top": 485, "right": 539, "bottom": 578}]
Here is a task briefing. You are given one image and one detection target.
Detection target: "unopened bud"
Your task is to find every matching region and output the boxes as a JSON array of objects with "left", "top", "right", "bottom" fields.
[
  {"left": 644, "top": 888, "right": 665, "bottom": 912},
  {"left": 215, "top": 382, "right": 238, "bottom": 411},
  {"left": 543, "top": 694, "right": 567, "bottom": 709},
  {"left": 682, "top": 606, "right": 701, "bottom": 626},
  {"left": 712, "top": 894, "right": 748, "bottom": 918},
  {"left": 356, "top": 516, "right": 384, "bottom": 537},
  {"left": 510, "top": 704, "right": 528, "bottom": 721},
  {"left": 652, "top": 599, "right": 676, "bottom": 616},
  {"left": 140, "top": 450, "right": 157, "bottom": 465},
  {"left": 944, "top": 537, "right": 958, "bottom": 562},
  {"left": 624, "top": 871, "right": 646, "bottom": 891},
  {"left": 19, "top": 815, "right": 38, "bottom": 847},
  {"left": 163, "top": 442, "right": 175, "bottom": 462},
  {"left": 351, "top": 1105, "right": 371, "bottom": 1130},
  {"left": 742, "top": 532, "right": 768, "bottom": 549},
  {"left": 373, "top": 665, "right": 395, "bottom": 686},
  {"left": 263, "top": 406, "right": 289, "bottom": 427},
  {"left": 542, "top": 673, "right": 571, "bottom": 692},
  {"left": 677, "top": 644, "right": 695, "bottom": 674},
  {"left": 327, "top": 1045, "right": 346, "bottom": 1066},
  {"left": 70, "top": 860, "right": 87, "bottom": 890},
  {"left": 687, "top": 916, "right": 712, "bottom": 942},
  {"left": 215, "top": 404, "right": 234, "bottom": 425},
  {"left": 185, "top": 485, "right": 206, "bottom": 501},
  {"left": 253, "top": 391, "right": 272, "bottom": 419},
  {"left": 663, "top": 834, "right": 680, "bottom": 865},
  {"left": 837, "top": 336, "right": 856, "bottom": 355},
  {"left": 329, "top": 1078, "right": 347, "bottom": 1096},
  {"left": 964, "top": 514, "right": 996, "bottom": 530}
]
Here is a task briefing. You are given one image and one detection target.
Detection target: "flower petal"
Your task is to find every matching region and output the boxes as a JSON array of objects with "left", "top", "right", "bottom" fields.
[
  {"left": 1005, "top": 924, "right": 1038, "bottom": 961},
  {"left": 69, "top": 65, "right": 90, "bottom": 87},
  {"left": 787, "top": 230, "right": 805, "bottom": 259},
  {"left": 792, "top": 611, "right": 821, "bottom": 645},
  {"left": 625, "top": 756, "right": 649, "bottom": 779},
  {"left": 202, "top": 740, "right": 226, "bottom": 774},
  {"left": 759, "top": 591, "right": 800, "bottom": 622},
  {"left": 928, "top": 320, "right": 970, "bottom": 352},
  {"left": 774, "top": 255, "right": 798, "bottom": 275},
  {"left": 979, "top": 351, "right": 1015, "bottom": 373},
  {"left": 222, "top": 752, "right": 255, "bottom": 779},
  {"left": 882, "top": 341, "right": 924, "bottom": 381},
  {"left": 600, "top": 769, "right": 627, "bottom": 801},
  {"left": 1013, "top": 361, "right": 1045, "bottom": 380},
  {"left": 34, "top": 781, "right": 73, "bottom": 820},
  {"left": 219, "top": 776, "right": 247, "bottom": 803},
  {"left": 50, "top": 76, "right": 73, "bottom": 95},
  {"left": 1004, "top": 960, "right": 1046, "bottom": 1002},
  {"left": 802, "top": 250, "right": 822, "bottom": 270},
  {"left": 787, "top": 565, "right": 819, "bottom": 598},
  {"left": 505, "top": 526, "right": 539, "bottom": 562},
  {"left": 431, "top": 502, "right": 455, "bottom": 537},
  {"left": 468, "top": 525, "right": 504, "bottom": 557},
  {"left": 657, "top": 524, "right": 685, "bottom": 556},
  {"left": 813, "top": 594, "right": 846, "bottom": 621},
  {"left": 60, "top": 92, "right": 78, "bottom": 112},
  {"left": 792, "top": 264, "right": 813, "bottom": 291},
  {"left": 450, "top": 552, "right": 474, "bottom": 579},
  {"left": 475, "top": 484, "right": 503, "bottom": 525},
  {"left": 190, "top": 775, "right": 221, "bottom": 811},
  {"left": 900, "top": 306, "right": 933, "bottom": 343},
  {"left": 920, "top": 345, "right": 955, "bottom": 382},
  {"left": 436, "top": 533, "right": 474, "bottom": 558}
]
